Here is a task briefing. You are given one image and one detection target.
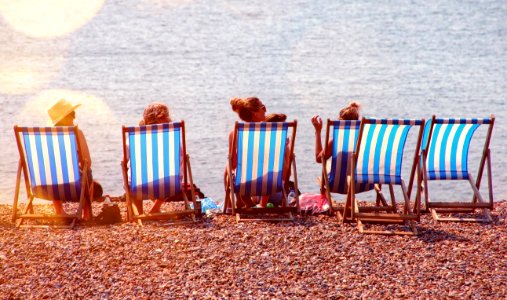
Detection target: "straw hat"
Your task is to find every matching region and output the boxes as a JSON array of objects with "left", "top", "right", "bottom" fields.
[{"left": 48, "top": 99, "right": 81, "bottom": 125}]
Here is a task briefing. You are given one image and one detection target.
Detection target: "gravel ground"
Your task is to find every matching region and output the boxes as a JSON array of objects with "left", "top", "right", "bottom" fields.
[{"left": 1, "top": 201, "right": 506, "bottom": 299}]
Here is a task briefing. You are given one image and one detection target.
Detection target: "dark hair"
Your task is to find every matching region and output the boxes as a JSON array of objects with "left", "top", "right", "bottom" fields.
[
  {"left": 266, "top": 113, "right": 287, "bottom": 122},
  {"left": 339, "top": 101, "right": 361, "bottom": 120},
  {"left": 230, "top": 97, "right": 264, "bottom": 122}
]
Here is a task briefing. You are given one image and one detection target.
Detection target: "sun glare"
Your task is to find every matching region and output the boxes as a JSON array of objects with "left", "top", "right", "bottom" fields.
[
  {"left": 0, "top": 0, "right": 106, "bottom": 39},
  {"left": 18, "top": 89, "right": 116, "bottom": 126}
]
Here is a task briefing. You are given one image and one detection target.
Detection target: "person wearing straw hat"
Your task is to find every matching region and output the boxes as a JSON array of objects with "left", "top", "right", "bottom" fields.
[{"left": 48, "top": 99, "right": 102, "bottom": 219}]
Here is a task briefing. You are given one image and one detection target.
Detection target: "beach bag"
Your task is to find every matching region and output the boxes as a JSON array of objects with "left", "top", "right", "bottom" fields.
[
  {"left": 95, "top": 196, "right": 122, "bottom": 224},
  {"left": 299, "top": 193, "right": 329, "bottom": 214}
]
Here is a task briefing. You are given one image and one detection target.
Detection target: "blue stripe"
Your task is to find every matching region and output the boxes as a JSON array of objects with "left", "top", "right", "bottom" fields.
[
  {"left": 395, "top": 125, "right": 412, "bottom": 184},
  {"left": 373, "top": 124, "right": 387, "bottom": 183},
  {"left": 267, "top": 124, "right": 276, "bottom": 193},
  {"left": 427, "top": 123, "right": 442, "bottom": 176},
  {"left": 439, "top": 124, "right": 454, "bottom": 179},
  {"left": 44, "top": 128, "right": 60, "bottom": 199},
  {"left": 56, "top": 129, "right": 71, "bottom": 200},
  {"left": 461, "top": 124, "right": 479, "bottom": 179},
  {"left": 245, "top": 125, "right": 255, "bottom": 194},
  {"left": 421, "top": 120, "right": 432, "bottom": 151},
  {"left": 129, "top": 133, "right": 137, "bottom": 192},
  {"left": 235, "top": 128, "right": 244, "bottom": 191},
  {"left": 22, "top": 132, "right": 37, "bottom": 189},
  {"left": 450, "top": 124, "right": 465, "bottom": 176},
  {"left": 384, "top": 125, "right": 398, "bottom": 183},
  {"left": 256, "top": 123, "right": 266, "bottom": 195},
  {"left": 337, "top": 125, "right": 349, "bottom": 192},
  {"left": 140, "top": 131, "right": 148, "bottom": 197},
  {"left": 34, "top": 130, "right": 47, "bottom": 187},
  {"left": 163, "top": 126, "right": 170, "bottom": 197},
  {"left": 151, "top": 129, "right": 159, "bottom": 198},
  {"left": 361, "top": 125, "right": 374, "bottom": 183},
  {"left": 68, "top": 132, "right": 80, "bottom": 194},
  {"left": 277, "top": 124, "right": 288, "bottom": 191},
  {"left": 173, "top": 127, "right": 181, "bottom": 195}
]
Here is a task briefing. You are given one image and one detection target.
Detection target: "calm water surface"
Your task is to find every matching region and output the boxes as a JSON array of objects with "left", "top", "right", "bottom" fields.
[{"left": 1, "top": 0, "right": 506, "bottom": 204}]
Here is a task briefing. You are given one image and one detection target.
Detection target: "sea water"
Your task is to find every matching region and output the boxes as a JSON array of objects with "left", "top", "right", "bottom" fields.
[{"left": 1, "top": 0, "right": 506, "bottom": 204}]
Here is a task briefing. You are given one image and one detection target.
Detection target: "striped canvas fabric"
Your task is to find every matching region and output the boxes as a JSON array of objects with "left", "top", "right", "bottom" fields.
[
  {"left": 425, "top": 118, "right": 490, "bottom": 180},
  {"left": 355, "top": 119, "right": 423, "bottom": 185},
  {"left": 126, "top": 123, "right": 182, "bottom": 200},
  {"left": 328, "top": 120, "right": 373, "bottom": 194},
  {"left": 234, "top": 122, "right": 288, "bottom": 196},
  {"left": 18, "top": 127, "right": 82, "bottom": 201}
]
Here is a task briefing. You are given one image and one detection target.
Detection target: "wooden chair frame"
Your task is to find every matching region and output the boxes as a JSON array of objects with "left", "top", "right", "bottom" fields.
[
  {"left": 12, "top": 126, "right": 92, "bottom": 229},
  {"left": 417, "top": 115, "right": 495, "bottom": 222},
  {"left": 224, "top": 121, "right": 300, "bottom": 222},
  {"left": 121, "top": 121, "right": 198, "bottom": 226},
  {"left": 319, "top": 119, "right": 396, "bottom": 222},
  {"left": 347, "top": 118, "right": 425, "bottom": 235}
]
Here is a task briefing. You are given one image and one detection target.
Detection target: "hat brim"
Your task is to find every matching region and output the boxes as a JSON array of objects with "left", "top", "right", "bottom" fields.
[{"left": 52, "top": 103, "right": 81, "bottom": 125}]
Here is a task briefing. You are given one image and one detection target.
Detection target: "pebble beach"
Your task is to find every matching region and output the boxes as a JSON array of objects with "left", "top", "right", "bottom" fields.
[{"left": 1, "top": 202, "right": 506, "bottom": 299}]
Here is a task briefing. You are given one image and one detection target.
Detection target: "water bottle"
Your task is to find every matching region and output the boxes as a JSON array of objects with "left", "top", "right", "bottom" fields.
[{"left": 287, "top": 188, "right": 296, "bottom": 206}]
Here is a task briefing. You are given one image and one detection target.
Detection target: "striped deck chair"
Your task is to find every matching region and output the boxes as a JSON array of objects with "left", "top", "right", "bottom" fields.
[
  {"left": 13, "top": 126, "right": 92, "bottom": 228},
  {"left": 420, "top": 115, "right": 495, "bottom": 222},
  {"left": 347, "top": 117, "right": 425, "bottom": 235},
  {"left": 225, "top": 121, "right": 299, "bottom": 222},
  {"left": 121, "top": 122, "right": 198, "bottom": 225}
]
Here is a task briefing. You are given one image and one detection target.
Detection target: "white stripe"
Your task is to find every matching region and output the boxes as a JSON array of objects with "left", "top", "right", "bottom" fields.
[
  {"left": 367, "top": 124, "right": 382, "bottom": 183},
  {"left": 134, "top": 129, "right": 142, "bottom": 200},
  {"left": 39, "top": 134, "right": 54, "bottom": 199},
  {"left": 51, "top": 134, "right": 65, "bottom": 198},
  {"left": 332, "top": 126, "right": 345, "bottom": 192},
  {"left": 63, "top": 133, "right": 77, "bottom": 200},
  {"left": 27, "top": 134, "right": 41, "bottom": 187},
  {"left": 157, "top": 128, "right": 164, "bottom": 197},
  {"left": 251, "top": 124, "right": 260, "bottom": 194},
  {"left": 378, "top": 125, "right": 393, "bottom": 181},
  {"left": 168, "top": 130, "right": 176, "bottom": 195},
  {"left": 261, "top": 125, "right": 271, "bottom": 195},
  {"left": 390, "top": 126, "right": 404, "bottom": 183},
  {"left": 272, "top": 124, "right": 283, "bottom": 193},
  {"left": 239, "top": 127, "right": 249, "bottom": 195},
  {"left": 356, "top": 124, "right": 370, "bottom": 181},
  {"left": 455, "top": 124, "right": 472, "bottom": 176},
  {"left": 433, "top": 124, "right": 447, "bottom": 179},
  {"left": 146, "top": 128, "right": 154, "bottom": 197},
  {"left": 444, "top": 124, "right": 459, "bottom": 178}
]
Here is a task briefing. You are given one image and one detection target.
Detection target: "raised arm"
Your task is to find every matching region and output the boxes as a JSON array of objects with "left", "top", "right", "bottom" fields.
[{"left": 311, "top": 115, "right": 332, "bottom": 163}]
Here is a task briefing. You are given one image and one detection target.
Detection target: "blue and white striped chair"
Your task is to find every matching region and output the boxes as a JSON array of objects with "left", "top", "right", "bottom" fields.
[
  {"left": 320, "top": 120, "right": 394, "bottom": 219},
  {"left": 122, "top": 122, "right": 198, "bottom": 224},
  {"left": 13, "top": 126, "right": 91, "bottom": 228},
  {"left": 420, "top": 115, "right": 495, "bottom": 222},
  {"left": 348, "top": 117, "right": 425, "bottom": 235},
  {"left": 226, "top": 121, "right": 299, "bottom": 221}
]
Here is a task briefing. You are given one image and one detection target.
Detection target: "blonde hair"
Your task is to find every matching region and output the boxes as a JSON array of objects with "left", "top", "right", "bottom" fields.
[
  {"left": 339, "top": 101, "right": 361, "bottom": 120},
  {"left": 230, "top": 97, "right": 264, "bottom": 122},
  {"left": 141, "top": 102, "right": 172, "bottom": 125},
  {"left": 266, "top": 113, "right": 287, "bottom": 122}
]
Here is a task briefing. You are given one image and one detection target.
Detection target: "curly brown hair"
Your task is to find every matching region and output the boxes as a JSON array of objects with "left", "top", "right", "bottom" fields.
[
  {"left": 339, "top": 101, "right": 361, "bottom": 120},
  {"left": 230, "top": 97, "right": 265, "bottom": 122},
  {"left": 140, "top": 102, "right": 172, "bottom": 125}
]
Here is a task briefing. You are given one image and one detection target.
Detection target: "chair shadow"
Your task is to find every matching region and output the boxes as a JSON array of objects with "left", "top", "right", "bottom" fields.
[{"left": 416, "top": 227, "right": 472, "bottom": 243}]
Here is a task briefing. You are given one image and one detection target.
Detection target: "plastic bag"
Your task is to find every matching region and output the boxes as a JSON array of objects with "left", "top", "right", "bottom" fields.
[{"left": 299, "top": 193, "right": 329, "bottom": 214}]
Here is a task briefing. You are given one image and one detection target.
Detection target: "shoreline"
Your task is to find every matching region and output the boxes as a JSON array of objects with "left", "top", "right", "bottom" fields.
[{"left": 1, "top": 202, "right": 506, "bottom": 298}]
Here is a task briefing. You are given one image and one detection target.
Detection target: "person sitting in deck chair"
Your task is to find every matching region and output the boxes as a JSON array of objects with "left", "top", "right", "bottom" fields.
[
  {"left": 311, "top": 101, "right": 362, "bottom": 163},
  {"left": 48, "top": 99, "right": 103, "bottom": 219}
]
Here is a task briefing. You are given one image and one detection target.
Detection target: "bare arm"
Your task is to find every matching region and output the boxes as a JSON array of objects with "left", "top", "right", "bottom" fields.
[{"left": 311, "top": 115, "right": 332, "bottom": 163}]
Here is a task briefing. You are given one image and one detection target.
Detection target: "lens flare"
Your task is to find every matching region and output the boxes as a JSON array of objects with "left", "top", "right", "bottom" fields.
[
  {"left": 18, "top": 89, "right": 116, "bottom": 126},
  {"left": 0, "top": 0, "right": 106, "bottom": 39},
  {"left": 0, "top": 24, "right": 68, "bottom": 95}
]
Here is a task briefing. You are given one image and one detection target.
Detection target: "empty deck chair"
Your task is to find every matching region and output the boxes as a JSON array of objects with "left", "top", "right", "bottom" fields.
[
  {"left": 13, "top": 126, "right": 92, "bottom": 228},
  {"left": 419, "top": 115, "right": 495, "bottom": 222},
  {"left": 347, "top": 117, "right": 425, "bottom": 235},
  {"left": 121, "top": 122, "right": 198, "bottom": 225},
  {"left": 225, "top": 121, "right": 300, "bottom": 222},
  {"left": 320, "top": 120, "right": 394, "bottom": 220}
]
